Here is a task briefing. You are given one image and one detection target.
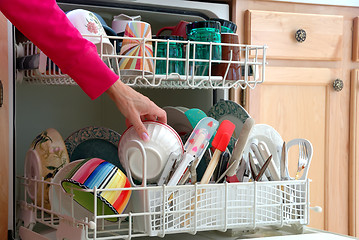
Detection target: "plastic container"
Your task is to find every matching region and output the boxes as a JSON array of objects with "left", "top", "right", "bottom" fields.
[
  {"left": 152, "top": 36, "right": 185, "bottom": 75},
  {"left": 186, "top": 21, "right": 222, "bottom": 75},
  {"left": 210, "top": 18, "right": 237, "bottom": 33}
]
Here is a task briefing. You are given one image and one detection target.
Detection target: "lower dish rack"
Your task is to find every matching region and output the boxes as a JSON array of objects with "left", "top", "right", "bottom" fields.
[{"left": 16, "top": 176, "right": 310, "bottom": 240}]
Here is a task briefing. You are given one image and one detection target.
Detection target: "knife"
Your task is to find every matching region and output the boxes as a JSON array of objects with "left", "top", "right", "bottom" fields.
[
  {"left": 250, "top": 143, "right": 269, "bottom": 181},
  {"left": 248, "top": 151, "right": 259, "bottom": 180},
  {"left": 157, "top": 152, "right": 179, "bottom": 186},
  {"left": 215, "top": 152, "right": 230, "bottom": 183},
  {"left": 257, "top": 141, "right": 281, "bottom": 181},
  {"left": 235, "top": 157, "right": 246, "bottom": 182},
  {"left": 255, "top": 155, "right": 273, "bottom": 181}
]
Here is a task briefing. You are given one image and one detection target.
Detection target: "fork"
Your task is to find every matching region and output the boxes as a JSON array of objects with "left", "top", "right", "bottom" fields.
[
  {"left": 287, "top": 138, "right": 313, "bottom": 180},
  {"left": 295, "top": 142, "right": 308, "bottom": 180}
]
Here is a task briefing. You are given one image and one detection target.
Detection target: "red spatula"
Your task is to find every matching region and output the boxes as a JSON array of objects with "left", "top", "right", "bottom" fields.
[
  {"left": 184, "top": 120, "right": 235, "bottom": 226},
  {"left": 200, "top": 120, "right": 235, "bottom": 184}
]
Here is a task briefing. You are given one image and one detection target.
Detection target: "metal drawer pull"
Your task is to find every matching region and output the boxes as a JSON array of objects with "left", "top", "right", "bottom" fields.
[
  {"left": 333, "top": 79, "right": 344, "bottom": 92},
  {"left": 295, "top": 29, "right": 306, "bottom": 43}
]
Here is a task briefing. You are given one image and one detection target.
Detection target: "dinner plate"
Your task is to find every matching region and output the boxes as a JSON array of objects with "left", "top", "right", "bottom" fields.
[
  {"left": 207, "top": 99, "right": 250, "bottom": 139},
  {"left": 64, "top": 126, "right": 124, "bottom": 173},
  {"left": 242, "top": 124, "right": 283, "bottom": 171},
  {"left": 49, "top": 160, "right": 93, "bottom": 221},
  {"left": 175, "top": 106, "right": 189, "bottom": 113},
  {"left": 163, "top": 106, "right": 193, "bottom": 139},
  {"left": 24, "top": 149, "right": 42, "bottom": 201},
  {"left": 25, "top": 128, "right": 70, "bottom": 209}
]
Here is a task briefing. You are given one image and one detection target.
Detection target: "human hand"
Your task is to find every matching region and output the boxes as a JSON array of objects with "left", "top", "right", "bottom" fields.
[{"left": 106, "top": 79, "right": 167, "bottom": 141}]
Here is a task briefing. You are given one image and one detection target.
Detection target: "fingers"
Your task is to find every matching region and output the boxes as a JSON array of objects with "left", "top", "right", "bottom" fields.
[
  {"left": 130, "top": 115, "right": 150, "bottom": 142},
  {"left": 155, "top": 108, "right": 167, "bottom": 124},
  {"left": 125, "top": 119, "right": 132, "bottom": 128}
]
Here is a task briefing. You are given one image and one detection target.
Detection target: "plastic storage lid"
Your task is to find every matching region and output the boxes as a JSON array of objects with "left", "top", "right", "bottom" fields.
[
  {"left": 186, "top": 20, "right": 221, "bottom": 34},
  {"left": 210, "top": 18, "right": 237, "bottom": 33}
]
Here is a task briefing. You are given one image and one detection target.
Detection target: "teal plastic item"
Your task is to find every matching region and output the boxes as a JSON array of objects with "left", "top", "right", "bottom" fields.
[
  {"left": 221, "top": 26, "right": 234, "bottom": 33},
  {"left": 152, "top": 36, "right": 184, "bottom": 75},
  {"left": 186, "top": 21, "right": 222, "bottom": 76},
  {"left": 184, "top": 108, "right": 207, "bottom": 129},
  {"left": 209, "top": 18, "right": 237, "bottom": 34}
]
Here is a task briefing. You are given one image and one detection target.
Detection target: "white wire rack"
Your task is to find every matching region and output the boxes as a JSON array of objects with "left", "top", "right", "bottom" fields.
[
  {"left": 16, "top": 176, "right": 309, "bottom": 240},
  {"left": 16, "top": 35, "right": 267, "bottom": 89}
]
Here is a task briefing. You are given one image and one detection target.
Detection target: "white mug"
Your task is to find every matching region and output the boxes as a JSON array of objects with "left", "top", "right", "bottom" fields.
[{"left": 112, "top": 14, "right": 141, "bottom": 34}]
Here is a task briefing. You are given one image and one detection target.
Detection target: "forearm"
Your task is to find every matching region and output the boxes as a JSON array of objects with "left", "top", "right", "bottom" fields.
[{"left": 0, "top": 0, "right": 118, "bottom": 99}]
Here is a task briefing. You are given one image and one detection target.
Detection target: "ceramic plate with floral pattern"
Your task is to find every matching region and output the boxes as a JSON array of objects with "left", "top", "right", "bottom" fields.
[
  {"left": 64, "top": 126, "right": 124, "bottom": 172},
  {"left": 25, "top": 128, "right": 70, "bottom": 209}
]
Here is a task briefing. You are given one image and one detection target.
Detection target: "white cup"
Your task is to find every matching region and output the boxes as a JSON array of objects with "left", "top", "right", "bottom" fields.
[{"left": 112, "top": 14, "right": 141, "bottom": 34}]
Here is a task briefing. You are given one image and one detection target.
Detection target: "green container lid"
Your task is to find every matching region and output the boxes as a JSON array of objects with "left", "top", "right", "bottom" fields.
[
  {"left": 186, "top": 20, "right": 221, "bottom": 35},
  {"left": 210, "top": 18, "right": 237, "bottom": 33}
]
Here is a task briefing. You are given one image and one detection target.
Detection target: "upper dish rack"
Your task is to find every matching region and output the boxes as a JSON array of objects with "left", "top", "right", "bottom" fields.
[{"left": 16, "top": 35, "right": 267, "bottom": 90}]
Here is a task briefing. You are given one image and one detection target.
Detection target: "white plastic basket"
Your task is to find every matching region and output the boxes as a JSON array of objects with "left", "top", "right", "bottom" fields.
[
  {"left": 128, "top": 180, "right": 309, "bottom": 237},
  {"left": 17, "top": 175, "right": 309, "bottom": 239}
]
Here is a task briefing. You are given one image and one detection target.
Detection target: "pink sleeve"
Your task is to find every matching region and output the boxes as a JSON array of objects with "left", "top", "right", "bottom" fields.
[{"left": 0, "top": 0, "right": 119, "bottom": 100}]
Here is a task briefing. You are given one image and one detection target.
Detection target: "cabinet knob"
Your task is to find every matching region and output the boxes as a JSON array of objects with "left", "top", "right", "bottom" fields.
[
  {"left": 333, "top": 79, "right": 343, "bottom": 92},
  {"left": 295, "top": 29, "right": 306, "bottom": 43}
]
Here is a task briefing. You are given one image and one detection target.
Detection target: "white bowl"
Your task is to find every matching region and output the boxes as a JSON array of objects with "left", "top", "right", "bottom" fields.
[{"left": 118, "top": 121, "right": 184, "bottom": 184}]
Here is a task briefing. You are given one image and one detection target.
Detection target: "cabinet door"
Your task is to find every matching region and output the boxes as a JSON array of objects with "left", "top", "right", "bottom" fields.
[
  {"left": 350, "top": 70, "right": 359, "bottom": 237},
  {"left": 0, "top": 13, "right": 9, "bottom": 239},
  {"left": 247, "top": 66, "right": 349, "bottom": 234}
]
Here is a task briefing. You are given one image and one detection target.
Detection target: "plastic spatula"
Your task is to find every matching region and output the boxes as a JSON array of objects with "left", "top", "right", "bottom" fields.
[
  {"left": 200, "top": 120, "right": 235, "bottom": 184},
  {"left": 185, "top": 120, "right": 235, "bottom": 226},
  {"left": 215, "top": 118, "right": 255, "bottom": 183},
  {"left": 167, "top": 117, "right": 219, "bottom": 186},
  {"left": 178, "top": 109, "right": 208, "bottom": 185},
  {"left": 226, "top": 118, "right": 255, "bottom": 177}
]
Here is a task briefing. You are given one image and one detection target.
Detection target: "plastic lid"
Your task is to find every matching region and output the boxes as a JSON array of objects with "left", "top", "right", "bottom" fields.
[
  {"left": 186, "top": 20, "right": 221, "bottom": 34},
  {"left": 210, "top": 18, "right": 237, "bottom": 33}
]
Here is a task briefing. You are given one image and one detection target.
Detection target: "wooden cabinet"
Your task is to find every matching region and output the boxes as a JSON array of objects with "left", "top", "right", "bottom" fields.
[
  {"left": 350, "top": 69, "right": 359, "bottom": 237},
  {"left": 245, "top": 10, "right": 343, "bottom": 61},
  {"left": 353, "top": 18, "right": 359, "bottom": 62},
  {"left": 0, "top": 13, "right": 9, "bottom": 239},
  {"left": 231, "top": 1, "right": 359, "bottom": 236},
  {"left": 247, "top": 66, "right": 347, "bottom": 233}
]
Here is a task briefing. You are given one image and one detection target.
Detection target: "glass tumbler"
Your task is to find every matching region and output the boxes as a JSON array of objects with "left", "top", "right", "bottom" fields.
[
  {"left": 186, "top": 20, "right": 221, "bottom": 76},
  {"left": 152, "top": 36, "right": 184, "bottom": 75}
]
